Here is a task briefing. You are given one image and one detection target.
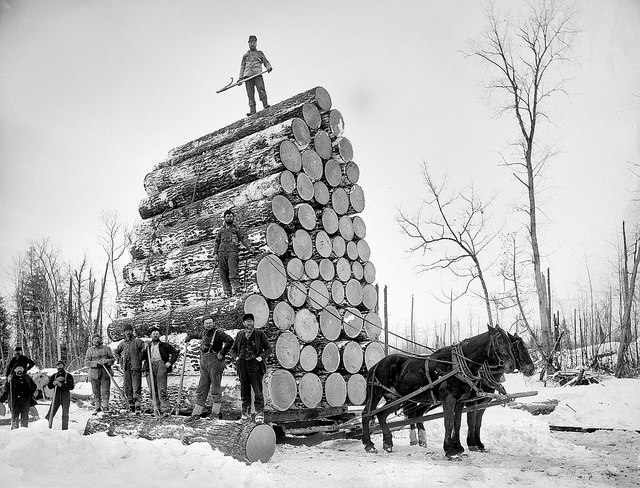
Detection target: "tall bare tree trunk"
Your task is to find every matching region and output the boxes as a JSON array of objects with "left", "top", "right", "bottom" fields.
[{"left": 615, "top": 222, "right": 640, "bottom": 377}]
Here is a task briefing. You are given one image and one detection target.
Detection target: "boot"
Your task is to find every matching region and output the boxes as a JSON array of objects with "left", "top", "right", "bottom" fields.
[
  {"left": 129, "top": 404, "right": 136, "bottom": 413},
  {"left": 210, "top": 403, "right": 221, "bottom": 422},
  {"left": 186, "top": 404, "right": 203, "bottom": 423},
  {"left": 261, "top": 100, "right": 270, "bottom": 110},
  {"left": 255, "top": 412, "right": 264, "bottom": 424},
  {"left": 246, "top": 104, "right": 256, "bottom": 117}
]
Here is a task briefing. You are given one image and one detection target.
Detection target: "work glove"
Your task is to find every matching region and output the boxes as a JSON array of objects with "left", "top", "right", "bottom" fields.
[
  {"left": 165, "top": 362, "right": 171, "bottom": 368},
  {"left": 54, "top": 380, "right": 63, "bottom": 387},
  {"left": 256, "top": 357, "right": 263, "bottom": 362},
  {"left": 267, "top": 67, "right": 273, "bottom": 73}
]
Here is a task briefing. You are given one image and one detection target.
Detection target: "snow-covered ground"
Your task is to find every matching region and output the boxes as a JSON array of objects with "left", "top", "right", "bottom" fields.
[{"left": 0, "top": 374, "right": 638, "bottom": 488}]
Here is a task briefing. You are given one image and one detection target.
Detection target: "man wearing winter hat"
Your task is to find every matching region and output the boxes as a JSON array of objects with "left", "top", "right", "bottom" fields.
[
  {"left": 184, "top": 315, "right": 234, "bottom": 423},
  {"left": 238, "top": 34, "right": 272, "bottom": 116},
  {"left": 114, "top": 324, "right": 146, "bottom": 413},
  {"left": 230, "top": 313, "right": 271, "bottom": 423},
  {"left": 84, "top": 333, "right": 116, "bottom": 413},
  {"left": 46, "top": 360, "right": 75, "bottom": 430},
  {"left": 5, "top": 346, "right": 36, "bottom": 379},
  {"left": 0, "top": 364, "right": 37, "bottom": 429}
]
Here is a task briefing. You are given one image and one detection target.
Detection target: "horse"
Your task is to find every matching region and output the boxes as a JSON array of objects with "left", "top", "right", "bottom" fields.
[
  {"left": 406, "top": 331, "right": 535, "bottom": 450},
  {"left": 361, "top": 325, "right": 516, "bottom": 458},
  {"left": 465, "top": 332, "right": 535, "bottom": 452}
]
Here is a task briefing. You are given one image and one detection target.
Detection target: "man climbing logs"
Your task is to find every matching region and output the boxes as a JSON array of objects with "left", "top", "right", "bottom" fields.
[
  {"left": 238, "top": 34, "right": 272, "bottom": 116},
  {"left": 214, "top": 208, "right": 252, "bottom": 297}
]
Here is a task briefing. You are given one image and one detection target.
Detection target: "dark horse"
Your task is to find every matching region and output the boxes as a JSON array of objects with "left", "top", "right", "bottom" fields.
[
  {"left": 362, "top": 325, "right": 516, "bottom": 458},
  {"left": 465, "top": 333, "right": 535, "bottom": 452}
]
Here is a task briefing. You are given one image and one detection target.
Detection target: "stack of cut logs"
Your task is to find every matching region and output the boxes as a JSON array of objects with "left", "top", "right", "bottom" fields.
[{"left": 108, "top": 86, "right": 385, "bottom": 417}]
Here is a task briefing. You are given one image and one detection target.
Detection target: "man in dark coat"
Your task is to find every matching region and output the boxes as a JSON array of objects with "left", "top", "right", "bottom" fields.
[
  {"left": 239, "top": 34, "right": 272, "bottom": 116},
  {"left": 45, "top": 360, "right": 75, "bottom": 430},
  {"left": 230, "top": 313, "right": 272, "bottom": 423},
  {"left": 114, "top": 324, "right": 146, "bottom": 413},
  {"left": 0, "top": 364, "right": 37, "bottom": 429},
  {"left": 185, "top": 315, "right": 234, "bottom": 423},
  {"left": 5, "top": 346, "right": 36, "bottom": 379},
  {"left": 214, "top": 209, "right": 252, "bottom": 297},
  {"left": 142, "top": 328, "right": 179, "bottom": 416}
]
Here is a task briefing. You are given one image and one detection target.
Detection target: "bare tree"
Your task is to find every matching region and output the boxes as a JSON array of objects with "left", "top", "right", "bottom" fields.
[
  {"left": 615, "top": 221, "right": 640, "bottom": 377},
  {"left": 97, "top": 210, "right": 132, "bottom": 298},
  {"left": 397, "top": 163, "right": 500, "bottom": 326},
  {"left": 465, "top": 0, "right": 577, "bottom": 352}
]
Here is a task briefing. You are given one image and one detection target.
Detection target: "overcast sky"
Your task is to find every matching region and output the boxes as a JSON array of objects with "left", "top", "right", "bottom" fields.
[{"left": 1, "top": 0, "right": 638, "bottom": 341}]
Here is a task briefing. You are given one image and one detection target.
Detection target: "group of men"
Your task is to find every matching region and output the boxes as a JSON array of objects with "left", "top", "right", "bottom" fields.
[
  {"left": 0, "top": 347, "right": 74, "bottom": 430},
  {"left": 1, "top": 311, "right": 271, "bottom": 429}
]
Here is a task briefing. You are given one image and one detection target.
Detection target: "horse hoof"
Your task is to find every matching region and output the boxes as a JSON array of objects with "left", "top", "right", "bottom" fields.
[
  {"left": 446, "top": 454, "right": 461, "bottom": 461},
  {"left": 383, "top": 445, "right": 393, "bottom": 453},
  {"left": 419, "top": 441, "right": 428, "bottom": 448},
  {"left": 409, "top": 440, "right": 418, "bottom": 446},
  {"left": 468, "top": 446, "right": 480, "bottom": 452},
  {"left": 365, "top": 446, "right": 378, "bottom": 454}
]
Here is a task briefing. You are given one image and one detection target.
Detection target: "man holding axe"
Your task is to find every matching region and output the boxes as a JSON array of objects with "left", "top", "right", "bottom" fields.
[{"left": 45, "top": 360, "right": 74, "bottom": 430}]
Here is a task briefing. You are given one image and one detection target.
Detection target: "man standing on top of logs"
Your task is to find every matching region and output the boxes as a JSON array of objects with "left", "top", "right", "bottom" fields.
[
  {"left": 239, "top": 34, "right": 272, "bottom": 116},
  {"left": 5, "top": 346, "right": 36, "bottom": 379},
  {"left": 85, "top": 333, "right": 116, "bottom": 414},
  {"left": 214, "top": 209, "right": 252, "bottom": 297},
  {"left": 114, "top": 324, "right": 145, "bottom": 414},
  {"left": 45, "top": 360, "right": 75, "bottom": 430},
  {"left": 230, "top": 313, "right": 271, "bottom": 424},
  {"left": 142, "top": 327, "right": 179, "bottom": 417},
  {"left": 185, "top": 315, "right": 234, "bottom": 423}
]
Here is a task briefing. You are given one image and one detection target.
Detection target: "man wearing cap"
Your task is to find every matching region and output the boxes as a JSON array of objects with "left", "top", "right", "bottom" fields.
[
  {"left": 230, "top": 313, "right": 271, "bottom": 423},
  {"left": 184, "top": 315, "right": 234, "bottom": 423},
  {"left": 238, "top": 34, "right": 273, "bottom": 116},
  {"left": 5, "top": 346, "right": 36, "bottom": 379},
  {"left": 84, "top": 333, "right": 116, "bottom": 413},
  {"left": 0, "top": 364, "right": 37, "bottom": 429},
  {"left": 45, "top": 360, "right": 75, "bottom": 430},
  {"left": 141, "top": 328, "right": 179, "bottom": 416},
  {"left": 214, "top": 209, "right": 252, "bottom": 297},
  {"left": 114, "top": 324, "right": 146, "bottom": 413}
]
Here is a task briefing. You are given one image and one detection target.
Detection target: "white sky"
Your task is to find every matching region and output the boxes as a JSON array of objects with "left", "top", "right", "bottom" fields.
[{"left": 0, "top": 0, "right": 638, "bottom": 341}]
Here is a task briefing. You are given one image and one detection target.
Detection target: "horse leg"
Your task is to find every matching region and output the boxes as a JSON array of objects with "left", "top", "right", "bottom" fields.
[
  {"left": 417, "top": 422, "right": 427, "bottom": 447},
  {"left": 466, "top": 404, "right": 480, "bottom": 451},
  {"left": 380, "top": 410, "right": 394, "bottom": 453},
  {"left": 442, "top": 395, "right": 458, "bottom": 459},
  {"left": 452, "top": 401, "right": 465, "bottom": 455},
  {"left": 472, "top": 403, "right": 488, "bottom": 452},
  {"left": 362, "top": 389, "right": 382, "bottom": 453},
  {"left": 409, "top": 423, "right": 418, "bottom": 445}
]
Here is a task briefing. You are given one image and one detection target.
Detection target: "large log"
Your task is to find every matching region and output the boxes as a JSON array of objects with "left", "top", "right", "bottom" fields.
[
  {"left": 138, "top": 141, "right": 301, "bottom": 219},
  {"left": 131, "top": 172, "right": 289, "bottom": 259},
  {"left": 301, "top": 149, "right": 323, "bottom": 181},
  {"left": 159, "top": 87, "right": 332, "bottom": 168},
  {"left": 264, "top": 369, "right": 297, "bottom": 411},
  {"left": 319, "top": 306, "right": 341, "bottom": 341},
  {"left": 297, "top": 372, "right": 323, "bottom": 408},
  {"left": 299, "top": 345, "right": 318, "bottom": 372},
  {"left": 275, "top": 331, "right": 300, "bottom": 369},
  {"left": 346, "top": 373, "right": 366, "bottom": 406},
  {"left": 107, "top": 293, "right": 251, "bottom": 339},
  {"left": 320, "top": 342, "right": 340, "bottom": 373},
  {"left": 117, "top": 259, "right": 260, "bottom": 316},
  {"left": 337, "top": 340, "right": 364, "bottom": 374},
  {"left": 144, "top": 118, "right": 311, "bottom": 196},
  {"left": 84, "top": 413, "right": 276, "bottom": 464},
  {"left": 321, "top": 109, "right": 345, "bottom": 139},
  {"left": 323, "top": 372, "right": 347, "bottom": 407}
]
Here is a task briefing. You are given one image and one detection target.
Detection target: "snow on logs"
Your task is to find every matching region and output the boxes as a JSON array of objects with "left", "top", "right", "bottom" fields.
[{"left": 111, "top": 86, "right": 384, "bottom": 420}]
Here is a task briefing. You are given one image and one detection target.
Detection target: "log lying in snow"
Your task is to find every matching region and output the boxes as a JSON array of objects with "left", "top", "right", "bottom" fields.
[
  {"left": 84, "top": 414, "right": 276, "bottom": 464},
  {"left": 160, "top": 87, "right": 332, "bottom": 168}
]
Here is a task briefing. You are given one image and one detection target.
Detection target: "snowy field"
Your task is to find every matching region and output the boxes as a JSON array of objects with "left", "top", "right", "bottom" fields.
[{"left": 0, "top": 374, "right": 638, "bottom": 488}]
